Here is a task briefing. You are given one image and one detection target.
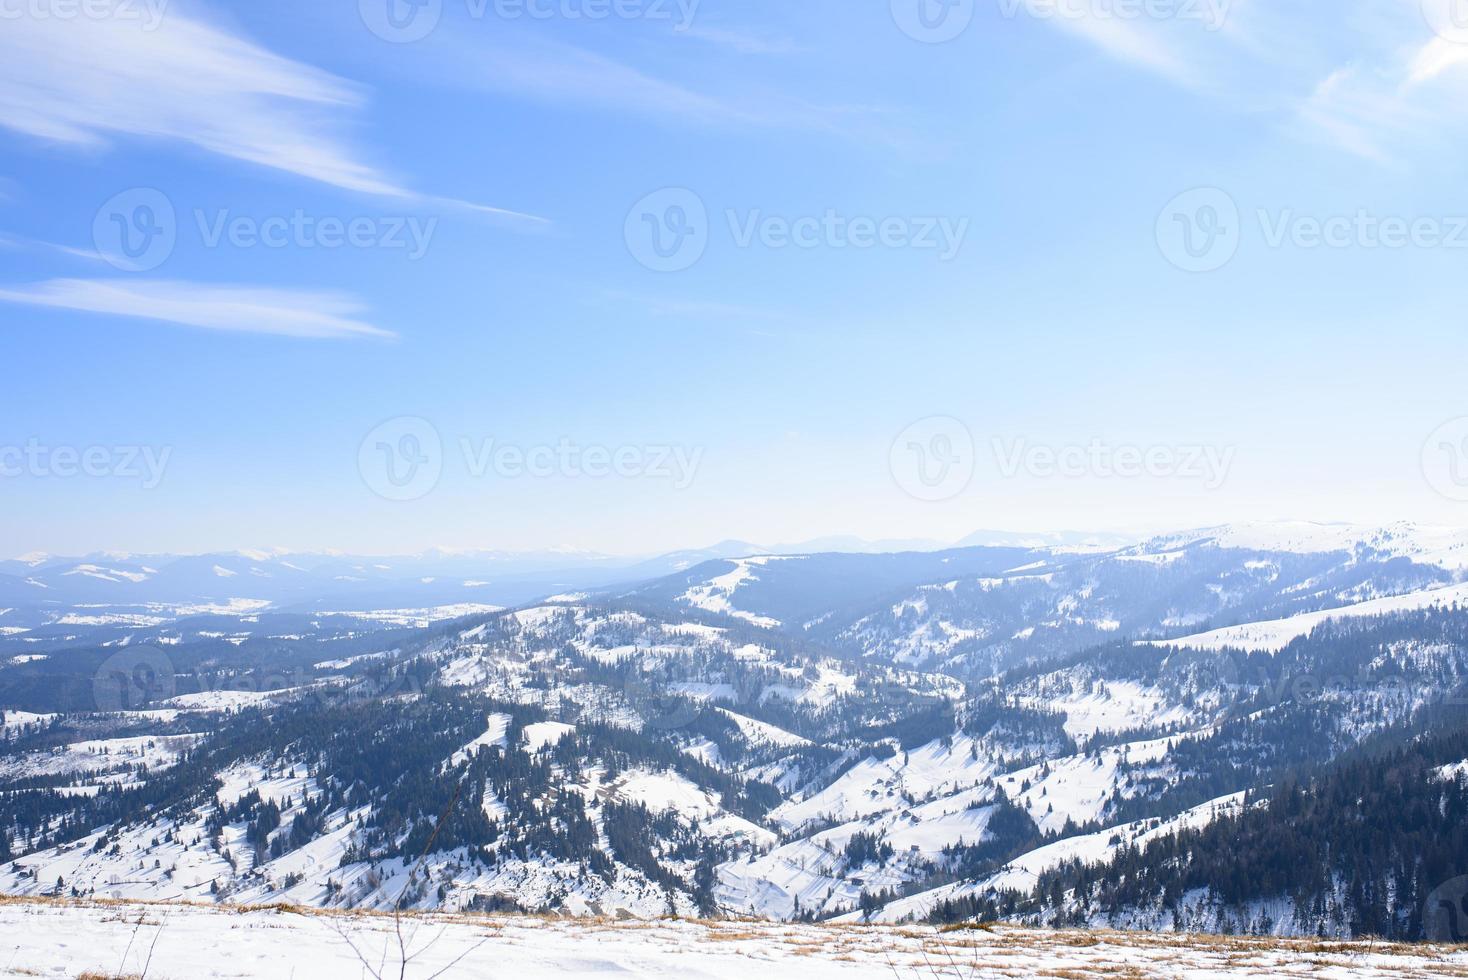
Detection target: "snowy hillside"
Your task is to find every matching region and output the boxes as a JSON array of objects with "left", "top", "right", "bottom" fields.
[
  {"left": 3, "top": 591, "right": 1466, "bottom": 929},
  {"left": 860, "top": 792, "right": 1247, "bottom": 923},
  {"left": 3, "top": 529, "right": 1468, "bottom": 941},
  {"left": 1144, "top": 521, "right": 1468, "bottom": 570},
  {"left": 1144, "top": 582, "right": 1468, "bottom": 653},
  {"left": 645, "top": 522, "right": 1468, "bottom": 679}
]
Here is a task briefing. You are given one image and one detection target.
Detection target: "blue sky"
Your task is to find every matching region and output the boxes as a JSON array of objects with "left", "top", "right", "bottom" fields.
[{"left": 5, "top": 0, "right": 1468, "bottom": 557}]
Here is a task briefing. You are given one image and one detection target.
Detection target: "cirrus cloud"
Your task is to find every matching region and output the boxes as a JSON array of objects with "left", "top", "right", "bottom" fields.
[
  {"left": 0, "top": 278, "right": 393, "bottom": 340},
  {"left": 0, "top": 1, "right": 542, "bottom": 223}
]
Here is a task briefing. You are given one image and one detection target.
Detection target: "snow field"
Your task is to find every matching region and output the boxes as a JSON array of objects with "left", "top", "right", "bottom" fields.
[{"left": 0, "top": 897, "right": 1463, "bottom": 979}]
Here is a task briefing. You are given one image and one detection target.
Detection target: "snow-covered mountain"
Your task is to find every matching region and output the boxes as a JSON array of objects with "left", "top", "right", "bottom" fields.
[
  {"left": 1142, "top": 521, "right": 1468, "bottom": 569},
  {"left": 0, "top": 545, "right": 782, "bottom": 656},
  {"left": 639, "top": 522, "right": 1468, "bottom": 679},
  {"left": 2, "top": 522, "right": 1468, "bottom": 939}
]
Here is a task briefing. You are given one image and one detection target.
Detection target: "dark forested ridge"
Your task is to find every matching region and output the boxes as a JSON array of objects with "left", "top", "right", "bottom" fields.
[{"left": 1028, "top": 715, "right": 1468, "bottom": 940}]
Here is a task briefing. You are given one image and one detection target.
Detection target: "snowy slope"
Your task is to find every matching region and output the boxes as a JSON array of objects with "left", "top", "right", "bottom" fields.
[
  {"left": 719, "top": 786, "right": 1001, "bottom": 919},
  {"left": 767, "top": 735, "right": 996, "bottom": 833},
  {"left": 1435, "top": 759, "right": 1468, "bottom": 782},
  {"left": 1015, "top": 676, "right": 1195, "bottom": 741},
  {"left": 1144, "top": 521, "right": 1468, "bottom": 569},
  {"left": 821, "top": 523, "right": 1462, "bottom": 677},
  {"left": 1145, "top": 582, "right": 1468, "bottom": 653},
  {"left": 448, "top": 713, "right": 512, "bottom": 766},
  {"left": 678, "top": 557, "right": 792, "bottom": 628},
  {"left": 862, "top": 792, "right": 1247, "bottom": 923},
  {"left": 0, "top": 709, "right": 56, "bottom": 733},
  {"left": 717, "top": 708, "right": 811, "bottom": 748},
  {"left": 991, "top": 732, "right": 1195, "bottom": 835},
  {"left": 0, "top": 732, "right": 205, "bottom": 781},
  {"left": 5, "top": 576, "right": 1468, "bottom": 941}
]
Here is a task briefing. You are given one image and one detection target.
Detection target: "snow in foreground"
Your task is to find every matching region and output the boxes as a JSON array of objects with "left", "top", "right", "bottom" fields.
[{"left": 0, "top": 897, "right": 1464, "bottom": 979}]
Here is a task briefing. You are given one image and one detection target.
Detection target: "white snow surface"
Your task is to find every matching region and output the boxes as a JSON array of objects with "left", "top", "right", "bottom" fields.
[
  {"left": 768, "top": 734, "right": 997, "bottom": 833},
  {"left": 163, "top": 689, "right": 299, "bottom": 711},
  {"left": 1, "top": 710, "right": 57, "bottom": 732},
  {"left": 0, "top": 898, "right": 1461, "bottom": 979},
  {"left": 865, "top": 792, "right": 1248, "bottom": 923},
  {"left": 0, "top": 733, "right": 206, "bottom": 781},
  {"left": 521, "top": 721, "right": 575, "bottom": 752},
  {"left": 322, "top": 603, "right": 504, "bottom": 628},
  {"left": 992, "top": 733, "right": 1185, "bottom": 834},
  {"left": 1435, "top": 759, "right": 1468, "bottom": 782},
  {"left": 1145, "top": 582, "right": 1468, "bottom": 653},
  {"left": 1145, "top": 521, "right": 1468, "bottom": 569},
  {"left": 716, "top": 707, "right": 811, "bottom": 747},
  {"left": 1018, "top": 676, "right": 1194, "bottom": 741},
  {"left": 678, "top": 557, "right": 791, "bottom": 628},
  {"left": 448, "top": 712, "right": 513, "bottom": 765}
]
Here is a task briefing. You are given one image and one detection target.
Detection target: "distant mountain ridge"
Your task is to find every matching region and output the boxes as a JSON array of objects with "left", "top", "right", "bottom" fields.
[
  {"left": 628, "top": 523, "right": 1468, "bottom": 680},
  {"left": 7, "top": 521, "right": 1468, "bottom": 667}
]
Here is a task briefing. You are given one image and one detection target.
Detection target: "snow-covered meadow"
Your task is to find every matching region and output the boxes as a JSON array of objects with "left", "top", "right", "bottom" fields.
[{"left": 0, "top": 896, "right": 1464, "bottom": 979}]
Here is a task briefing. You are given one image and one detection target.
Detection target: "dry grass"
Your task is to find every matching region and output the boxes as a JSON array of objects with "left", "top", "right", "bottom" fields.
[{"left": 0, "top": 891, "right": 1464, "bottom": 979}]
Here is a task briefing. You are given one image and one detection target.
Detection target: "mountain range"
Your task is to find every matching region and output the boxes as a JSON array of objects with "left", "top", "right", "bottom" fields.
[{"left": 1, "top": 521, "right": 1466, "bottom": 941}]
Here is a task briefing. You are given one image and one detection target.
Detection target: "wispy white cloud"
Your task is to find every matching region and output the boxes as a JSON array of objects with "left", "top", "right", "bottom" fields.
[
  {"left": 0, "top": 278, "right": 392, "bottom": 340},
  {"left": 601, "top": 289, "right": 797, "bottom": 323},
  {"left": 1012, "top": 0, "right": 1203, "bottom": 85},
  {"left": 1011, "top": 0, "right": 1468, "bottom": 167},
  {"left": 0, "top": 2, "right": 542, "bottom": 223},
  {"left": 451, "top": 33, "right": 763, "bottom": 124},
  {"left": 1295, "top": 66, "right": 1428, "bottom": 165},
  {"left": 1407, "top": 36, "right": 1468, "bottom": 86},
  {"left": 677, "top": 25, "right": 804, "bottom": 56},
  {"left": 0, "top": 233, "right": 106, "bottom": 262},
  {"left": 409, "top": 29, "right": 906, "bottom": 146},
  {"left": 1294, "top": 18, "right": 1468, "bottom": 164},
  {"left": 997, "top": 0, "right": 1252, "bottom": 89}
]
